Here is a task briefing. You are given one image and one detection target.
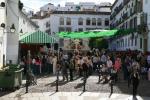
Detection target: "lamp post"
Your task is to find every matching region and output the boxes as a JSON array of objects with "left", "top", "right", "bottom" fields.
[{"left": 0, "top": 23, "right": 16, "bottom": 67}]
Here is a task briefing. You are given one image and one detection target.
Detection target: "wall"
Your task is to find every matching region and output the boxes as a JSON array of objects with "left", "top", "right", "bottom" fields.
[
  {"left": 110, "top": 0, "right": 146, "bottom": 52},
  {"left": 143, "top": 0, "right": 150, "bottom": 52},
  {"left": 19, "top": 12, "right": 38, "bottom": 36},
  {"left": 109, "top": 33, "right": 144, "bottom": 52},
  {"left": 50, "top": 13, "right": 110, "bottom": 50},
  {"left": 0, "top": 0, "right": 6, "bottom": 68},
  {"left": 5, "top": 0, "right": 19, "bottom": 64}
]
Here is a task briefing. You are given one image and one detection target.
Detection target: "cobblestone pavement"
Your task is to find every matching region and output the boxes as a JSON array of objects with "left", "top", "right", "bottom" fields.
[
  {"left": 15, "top": 75, "right": 150, "bottom": 96},
  {"left": 0, "top": 75, "right": 150, "bottom": 100}
]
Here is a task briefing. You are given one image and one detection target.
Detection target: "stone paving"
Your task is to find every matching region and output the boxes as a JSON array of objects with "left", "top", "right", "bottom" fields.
[
  {"left": 18, "top": 75, "right": 150, "bottom": 96},
  {"left": 0, "top": 75, "right": 150, "bottom": 100},
  {"left": 0, "top": 91, "right": 150, "bottom": 100}
]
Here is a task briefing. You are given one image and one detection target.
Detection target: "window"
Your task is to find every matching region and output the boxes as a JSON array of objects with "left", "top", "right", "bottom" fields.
[
  {"left": 66, "top": 27, "right": 72, "bottom": 32},
  {"left": 140, "top": 38, "right": 143, "bottom": 49},
  {"left": 125, "top": 38, "right": 127, "bottom": 47},
  {"left": 66, "top": 17, "right": 71, "bottom": 25},
  {"left": 92, "top": 18, "right": 96, "bottom": 25},
  {"left": 129, "top": 19, "right": 133, "bottom": 29},
  {"left": 60, "top": 17, "right": 64, "bottom": 25},
  {"left": 46, "top": 22, "right": 50, "bottom": 28},
  {"left": 128, "top": 37, "right": 130, "bottom": 46},
  {"left": 135, "top": 37, "right": 137, "bottom": 46},
  {"left": 134, "top": 17, "right": 137, "bottom": 29},
  {"left": 59, "top": 27, "right": 65, "bottom": 32},
  {"left": 78, "top": 18, "right": 83, "bottom": 25},
  {"left": 45, "top": 29, "right": 51, "bottom": 34},
  {"left": 126, "top": 22, "right": 128, "bottom": 29},
  {"left": 86, "top": 18, "right": 91, "bottom": 25},
  {"left": 105, "top": 18, "right": 109, "bottom": 26},
  {"left": 131, "top": 39, "right": 134, "bottom": 46},
  {"left": 122, "top": 39, "right": 124, "bottom": 47},
  {"left": 78, "top": 28, "right": 83, "bottom": 32},
  {"left": 97, "top": 18, "right": 102, "bottom": 26}
]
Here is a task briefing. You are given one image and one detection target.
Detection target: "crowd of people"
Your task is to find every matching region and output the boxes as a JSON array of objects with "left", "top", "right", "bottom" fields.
[{"left": 20, "top": 49, "right": 150, "bottom": 96}]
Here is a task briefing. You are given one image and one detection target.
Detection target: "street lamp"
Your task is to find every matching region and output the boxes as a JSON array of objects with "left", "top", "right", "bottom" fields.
[
  {"left": 1, "top": 23, "right": 16, "bottom": 33},
  {"left": 0, "top": 23, "right": 16, "bottom": 66}
]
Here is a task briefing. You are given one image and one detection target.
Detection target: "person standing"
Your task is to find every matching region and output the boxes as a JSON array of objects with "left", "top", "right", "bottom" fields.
[
  {"left": 52, "top": 54, "right": 57, "bottom": 75},
  {"left": 147, "top": 53, "right": 150, "bottom": 68},
  {"left": 114, "top": 57, "right": 122, "bottom": 81},
  {"left": 100, "top": 53, "right": 107, "bottom": 65},
  {"left": 62, "top": 59, "right": 69, "bottom": 81},
  {"left": 47, "top": 54, "right": 53, "bottom": 74},
  {"left": 131, "top": 60, "right": 140, "bottom": 97},
  {"left": 69, "top": 58, "right": 74, "bottom": 81},
  {"left": 106, "top": 56, "right": 113, "bottom": 74}
]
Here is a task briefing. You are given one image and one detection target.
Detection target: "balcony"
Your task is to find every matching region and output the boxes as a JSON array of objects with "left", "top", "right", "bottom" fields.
[
  {"left": 122, "top": 13, "right": 128, "bottom": 20},
  {"left": 123, "top": 0, "right": 130, "bottom": 5}
]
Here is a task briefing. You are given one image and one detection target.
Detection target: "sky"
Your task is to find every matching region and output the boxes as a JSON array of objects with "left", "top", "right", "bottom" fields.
[{"left": 21, "top": 0, "right": 115, "bottom": 12}]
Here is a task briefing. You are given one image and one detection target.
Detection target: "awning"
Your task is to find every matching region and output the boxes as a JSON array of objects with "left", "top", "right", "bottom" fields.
[
  {"left": 19, "top": 31, "right": 57, "bottom": 43},
  {"left": 58, "top": 29, "right": 118, "bottom": 39}
]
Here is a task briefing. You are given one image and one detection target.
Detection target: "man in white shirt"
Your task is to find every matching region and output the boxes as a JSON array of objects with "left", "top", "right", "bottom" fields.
[
  {"left": 106, "top": 56, "right": 113, "bottom": 68},
  {"left": 101, "top": 54, "right": 107, "bottom": 64},
  {"left": 147, "top": 54, "right": 150, "bottom": 65}
]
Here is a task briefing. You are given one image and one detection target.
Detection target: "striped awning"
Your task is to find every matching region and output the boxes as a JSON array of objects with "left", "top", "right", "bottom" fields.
[{"left": 19, "top": 31, "right": 57, "bottom": 44}]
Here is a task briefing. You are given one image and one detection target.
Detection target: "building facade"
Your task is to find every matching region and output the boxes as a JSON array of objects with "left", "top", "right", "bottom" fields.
[
  {"left": 109, "top": 0, "right": 150, "bottom": 52},
  {"left": 39, "top": 2, "right": 111, "bottom": 12},
  {"left": 31, "top": 2, "right": 111, "bottom": 50},
  {"left": 0, "top": 0, "right": 19, "bottom": 68},
  {"left": 0, "top": 0, "right": 38, "bottom": 68}
]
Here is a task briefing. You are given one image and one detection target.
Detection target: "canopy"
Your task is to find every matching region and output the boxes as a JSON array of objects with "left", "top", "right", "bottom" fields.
[
  {"left": 19, "top": 30, "right": 57, "bottom": 44},
  {"left": 58, "top": 29, "right": 118, "bottom": 39}
]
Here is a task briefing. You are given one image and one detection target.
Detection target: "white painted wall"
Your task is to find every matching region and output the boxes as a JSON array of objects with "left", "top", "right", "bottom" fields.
[
  {"left": 32, "top": 17, "right": 50, "bottom": 33},
  {"left": 50, "top": 14, "right": 110, "bottom": 50},
  {"left": 19, "top": 11, "right": 38, "bottom": 36},
  {"left": 109, "top": 33, "right": 144, "bottom": 52},
  {"left": 40, "top": 3, "right": 56, "bottom": 11},
  {"left": 0, "top": 0, "right": 6, "bottom": 68},
  {"left": 143, "top": 0, "right": 150, "bottom": 52},
  {"left": 5, "top": 0, "right": 19, "bottom": 64},
  {"left": 40, "top": 2, "right": 111, "bottom": 12}
]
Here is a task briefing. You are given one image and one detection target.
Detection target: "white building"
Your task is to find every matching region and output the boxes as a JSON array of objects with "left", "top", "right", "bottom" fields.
[
  {"left": 0, "top": 0, "right": 19, "bottom": 68},
  {"left": 109, "top": 0, "right": 150, "bottom": 52},
  {"left": 0, "top": 0, "right": 38, "bottom": 68},
  {"left": 39, "top": 2, "right": 111, "bottom": 12},
  {"left": 19, "top": 11, "right": 39, "bottom": 36},
  {"left": 143, "top": 0, "right": 150, "bottom": 52},
  {"left": 31, "top": 10, "right": 110, "bottom": 50}
]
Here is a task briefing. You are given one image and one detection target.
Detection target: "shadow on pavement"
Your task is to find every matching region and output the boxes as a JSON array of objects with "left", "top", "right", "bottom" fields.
[
  {"left": 49, "top": 92, "right": 57, "bottom": 96},
  {"left": 0, "top": 91, "right": 12, "bottom": 97},
  {"left": 74, "top": 82, "right": 84, "bottom": 89},
  {"left": 46, "top": 80, "right": 68, "bottom": 87}
]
